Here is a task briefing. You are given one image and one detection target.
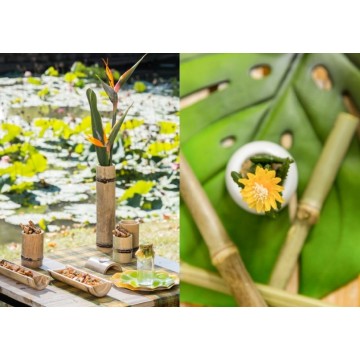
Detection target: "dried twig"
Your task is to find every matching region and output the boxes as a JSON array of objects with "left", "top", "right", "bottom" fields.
[
  {"left": 112, "top": 224, "right": 131, "bottom": 238},
  {"left": 20, "top": 220, "right": 42, "bottom": 234}
]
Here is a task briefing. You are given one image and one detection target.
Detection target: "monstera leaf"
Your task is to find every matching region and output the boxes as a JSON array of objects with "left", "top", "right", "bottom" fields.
[{"left": 180, "top": 53, "right": 360, "bottom": 306}]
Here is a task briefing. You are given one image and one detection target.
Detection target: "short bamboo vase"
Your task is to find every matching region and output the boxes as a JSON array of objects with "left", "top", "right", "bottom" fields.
[{"left": 21, "top": 231, "right": 44, "bottom": 269}]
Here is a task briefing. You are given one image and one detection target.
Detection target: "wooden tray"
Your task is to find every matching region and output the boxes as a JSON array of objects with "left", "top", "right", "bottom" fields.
[
  {"left": 48, "top": 266, "right": 112, "bottom": 297},
  {"left": 0, "top": 259, "right": 51, "bottom": 290}
]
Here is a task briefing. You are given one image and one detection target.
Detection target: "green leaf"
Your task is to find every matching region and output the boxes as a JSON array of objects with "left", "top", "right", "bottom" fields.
[
  {"left": 230, "top": 171, "right": 243, "bottom": 188},
  {"left": 158, "top": 121, "right": 178, "bottom": 135},
  {"left": 180, "top": 53, "right": 360, "bottom": 305},
  {"left": 120, "top": 180, "right": 154, "bottom": 202},
  {"left": 108, "top": 104, "right": 132, "bottom": 148},
  {"left": 133, "top": 81, "right": 147, "bottom": 93},
  {"left": 147, "top": 141, "right": 179, "bottom": 157},
  {"left": 1, "top": 124, "right": 21, "bottom": 143},
  {"left": 64, "top": 72, "right": 77, "bottom": 83},
  {"left": 121, "top": 118, "right": 144, "bottom": 130},
  {"left": 86, "top": 88, "right": 108, "bottom": 166},
  {"left": 74, "top": 143, "right": 84, "bottom": 154},
  {"left": 97, "top": 76, "right": 118, "bottom": 104},
  {"left": 116, "top": 54, "right": 146, "bottom": 89},
  {"left": 27, "top": 77, "right": 41, "bottom": 85},
  {"left": 37, "top": 87, "right": 50, "bottom": 99},
  {"left": 44, "top": 66, "right": 59, "bottom": 77}
]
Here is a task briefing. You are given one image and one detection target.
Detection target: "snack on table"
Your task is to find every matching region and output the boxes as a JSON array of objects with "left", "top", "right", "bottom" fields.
[
  {"left": 0, "top": 259, "right": 51, "bottom": 290},
  {"left": 0, "top": 259, "right": 34, "bottom": 278},
  {"left": 48, "top": 266, "right": 112, "bottom": 297},
  {"left": 20, "top": 220, "right": 42, "bottom": 234},
  {"left": 112, "top": 224, "right": 131, "bottom": 238},
  {"left": 58, "top": 267, "right": 102, "bottom": 286}
]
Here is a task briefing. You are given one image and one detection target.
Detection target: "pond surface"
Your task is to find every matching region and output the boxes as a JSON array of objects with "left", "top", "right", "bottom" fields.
[{"left": 0, "top": 72, "right": 179, "bottom": 245}]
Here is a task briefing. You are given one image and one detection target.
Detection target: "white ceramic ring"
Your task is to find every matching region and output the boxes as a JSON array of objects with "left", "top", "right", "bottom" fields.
[{"left": 225, "top": 141, "right": 298, "bottom": 215}]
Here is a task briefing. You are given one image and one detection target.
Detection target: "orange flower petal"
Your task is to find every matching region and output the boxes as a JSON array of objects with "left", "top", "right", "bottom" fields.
[
  {"left": 102, "top": 58, "right": 115, "bottom": 88},
  {"left": 86, "top": 135, "right": 105, "bottom": 147}
]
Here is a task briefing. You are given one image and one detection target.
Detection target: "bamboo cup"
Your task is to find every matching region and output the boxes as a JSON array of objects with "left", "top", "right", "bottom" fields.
[
  {"left": 270, "top": 113, "right": 359, "bottom": 289},
  {"left": 113, "top": 234, "right": 133, "bottom": 264},
  {"left": 96, "top": 165, "right": 116, "bottom": 254},
  {"left": 120, "top": 220, "right": 139, "bottom": 257},
  {"left": 21, "top": 231, "right": 44, "bottom": 268},
  {"left": 181, "top": 154, "right": 267, "bottom": 307}
]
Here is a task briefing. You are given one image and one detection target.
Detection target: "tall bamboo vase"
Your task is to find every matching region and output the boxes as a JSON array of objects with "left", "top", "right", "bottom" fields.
[{"left": 96, "top": 165, "right": 116, "bottom": 253}]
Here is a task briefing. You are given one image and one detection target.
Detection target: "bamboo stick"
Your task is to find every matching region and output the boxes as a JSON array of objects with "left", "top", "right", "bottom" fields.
[
  {"left": 181, "top": 262, "right": 333, "bottom": 307},
  {"left": 270, "top": 113, "right": 359, "bottom": 289},
  {"left": 180, "top": 154, "right": 267, "bottom": 307}
]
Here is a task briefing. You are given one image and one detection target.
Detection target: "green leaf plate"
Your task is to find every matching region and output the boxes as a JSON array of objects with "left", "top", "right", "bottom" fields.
[{"left": 111, "top": 270, "right": 179, "bottom": 292}]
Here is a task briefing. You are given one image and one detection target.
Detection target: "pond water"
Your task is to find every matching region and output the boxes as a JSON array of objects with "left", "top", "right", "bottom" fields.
[{"left": 0, "top": 71, "right": 179, "bottom": 245}]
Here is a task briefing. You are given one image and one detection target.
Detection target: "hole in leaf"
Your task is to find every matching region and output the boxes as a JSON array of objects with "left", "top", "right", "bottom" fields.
[
  {"left": 311, "top": 65, "right": 332, "bottom": 90},
  {"left": 180, "top": 81, "right": 229, "bottom": 109},
  {"left": 220, "top": 135, "right": 236, "bottom": 148},
  {"left": 280, "top": 130, "right": 293, "bottom": 149},
  {"left": 250, "top": 65, "right": 271, "bottom": 80}
]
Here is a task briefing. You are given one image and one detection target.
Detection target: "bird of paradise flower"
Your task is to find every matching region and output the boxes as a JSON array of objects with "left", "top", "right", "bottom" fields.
[{"left": 86, "top": 55, "right": 146, "bottom": 166}]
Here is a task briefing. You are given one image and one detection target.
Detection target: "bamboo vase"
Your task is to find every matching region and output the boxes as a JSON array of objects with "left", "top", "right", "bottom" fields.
[
  {"left": 21, "top": 231, "right": 44, "bottom": 268},
  {"left": 120, "top": 219, "right": 140, "bottom": 257},
  {"left": 113, "top": 234, "right": 133, "bottom": 264},
  {"left": 96, "top": 165, "right": 116, "bottom": 254}
]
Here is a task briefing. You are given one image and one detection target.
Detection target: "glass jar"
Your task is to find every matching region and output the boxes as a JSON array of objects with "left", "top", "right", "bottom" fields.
[{"left": 135, "top": 244, "right": 155, "bottom": 286}]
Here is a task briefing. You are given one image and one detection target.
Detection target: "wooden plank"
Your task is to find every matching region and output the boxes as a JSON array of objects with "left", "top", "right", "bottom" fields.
[
  {"left": 322, "top": 276, "right": 360, "bottom": 307},
  {"left": 0, "top": 274, "right": 96, "bottom": 307}
]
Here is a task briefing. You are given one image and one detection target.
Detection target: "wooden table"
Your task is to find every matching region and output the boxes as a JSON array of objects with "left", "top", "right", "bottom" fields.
[{"left": 0, "top": 246, "right": 179, "bottom": 307}]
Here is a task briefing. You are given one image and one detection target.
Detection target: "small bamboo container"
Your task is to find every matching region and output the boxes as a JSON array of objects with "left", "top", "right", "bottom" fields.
[
  {"left": 113, "top": 234, "right": 133, "bottom": 264},
  {"left": 120, "top": 220, "right": 139, "bottom": 257},
  {"left": 21, "top": 231, "right": 44, "bottom": 269}
]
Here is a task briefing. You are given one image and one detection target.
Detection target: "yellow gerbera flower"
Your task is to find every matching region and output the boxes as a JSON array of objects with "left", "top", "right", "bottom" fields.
[{"left": 239, "top": 166, "right": 284, "bottom": 213}]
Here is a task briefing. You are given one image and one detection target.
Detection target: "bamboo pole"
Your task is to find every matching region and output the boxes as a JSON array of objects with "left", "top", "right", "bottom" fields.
[
  {"left": 270, "top": 113, "right": 359, "bottom": 289},
  {"left": 181, "top": 262, "right": 333, "bottom": 307},
  {"left": 180, "top": 154, "right": 267, "bottom": 306}
]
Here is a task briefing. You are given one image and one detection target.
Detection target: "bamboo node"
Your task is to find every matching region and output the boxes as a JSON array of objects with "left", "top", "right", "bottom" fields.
[
  {"left": 211, "top": 244, "right": 239, "bottom": 266},
  {"left": 297, "top": 203, "right": 320, "bottom": 225},
  {"left": 96, "top": 177, "right": 116, "bottom": 184}
]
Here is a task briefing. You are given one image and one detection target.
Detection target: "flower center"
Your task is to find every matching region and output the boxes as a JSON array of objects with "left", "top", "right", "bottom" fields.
[{"left": 252, "top": 182, "right": 268, "bottom": 202}]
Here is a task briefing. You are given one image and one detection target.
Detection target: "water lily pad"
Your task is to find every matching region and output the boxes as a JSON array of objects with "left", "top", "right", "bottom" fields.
[{"left": 0, "top": 201, "right": 21, "bottom": 210}]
